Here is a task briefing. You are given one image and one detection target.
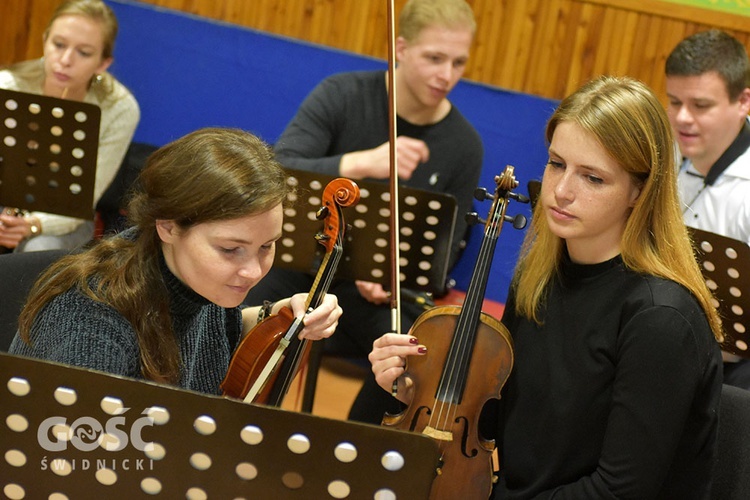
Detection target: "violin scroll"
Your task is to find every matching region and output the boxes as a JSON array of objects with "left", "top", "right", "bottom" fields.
[
  {"left": 315, "top": 178, "right": 360, "bottom": 252},
  {"left": 467, "top": 165, "right": 530, "bottom": 230}
]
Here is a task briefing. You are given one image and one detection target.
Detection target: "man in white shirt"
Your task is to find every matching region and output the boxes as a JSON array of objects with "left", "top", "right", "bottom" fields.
[{"left": 666, "top": 29, "right": 750, "bottom": 389}]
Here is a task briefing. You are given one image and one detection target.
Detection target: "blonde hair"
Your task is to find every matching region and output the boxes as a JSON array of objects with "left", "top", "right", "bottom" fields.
[
  {"left": 398, "top": 0, "right": 476, "bottom": 42},
  {"left": 514, "top": 75, "right": 723, "bottom": 342},
  {"left": 43, "top": 0, "right": 119, "bottom": 96},
  {"left": 44, "top": 0, "right": 118, "bottom": 59}
]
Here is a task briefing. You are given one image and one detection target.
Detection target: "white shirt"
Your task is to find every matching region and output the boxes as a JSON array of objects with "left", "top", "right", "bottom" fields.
[
  {"left": 677, "top": 122, "right": 750, "bottom": 361},
  {"left": 678, "top": 142, "right": 750, "bottom": 246}
]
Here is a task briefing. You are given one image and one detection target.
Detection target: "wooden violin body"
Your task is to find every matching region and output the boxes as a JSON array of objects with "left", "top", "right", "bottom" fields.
[
  {"left": 220, "top": 307, "right": 297, "bottom": 403},
  {"left": 382, "top": 165, "right": 527, "bottom": 499},
  {"left": 383, "top": 306, "right": 513, "bottom": 499}
]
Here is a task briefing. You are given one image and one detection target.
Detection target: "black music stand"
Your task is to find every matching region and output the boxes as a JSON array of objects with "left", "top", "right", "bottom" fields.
[
  {"left": 279, "top": 169, "right": 457, "bottom": 413},
  {"left": 689, "top": 227, "right": 750, "bottom": 358},
  {"left": 279, "top": 168, "right": 457, "bottom": 295},
  {"left": 0, "top": 352, "right": 440, "bottom": 499},
  {"left": 0, "top": 88, "right": 100, "bottom": 219}
]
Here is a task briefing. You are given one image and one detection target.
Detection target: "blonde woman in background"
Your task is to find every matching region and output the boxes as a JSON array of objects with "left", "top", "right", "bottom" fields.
[{"left": 0, "top": 0, "right": 140, "bottom": 252}]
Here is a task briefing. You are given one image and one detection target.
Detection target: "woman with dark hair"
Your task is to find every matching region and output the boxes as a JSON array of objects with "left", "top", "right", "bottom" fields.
[{"left": 10, "top": 127, "right": 341, "bottom": 394}]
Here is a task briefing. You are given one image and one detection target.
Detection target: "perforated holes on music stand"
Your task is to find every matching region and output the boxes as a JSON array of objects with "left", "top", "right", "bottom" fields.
[
  {"left": 1, "top": 352, "right": 440, "bottom": 498},
  {"left": 689, "top": 227, "right": 750, "bottom": 357},
  {"left": 278, "top": 169, "right": 457, "bottom": 295},
  {"left": 0, "top": 88, "right": 100, "bottom": 219}
]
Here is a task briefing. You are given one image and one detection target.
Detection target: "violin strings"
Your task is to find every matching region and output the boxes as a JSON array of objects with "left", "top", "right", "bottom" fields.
[
  {"left": 431, "top": 237, "right": 493, "bottom": 433},
  {"left": 431, "top": 196, "right": 504, "bottom": 434}
]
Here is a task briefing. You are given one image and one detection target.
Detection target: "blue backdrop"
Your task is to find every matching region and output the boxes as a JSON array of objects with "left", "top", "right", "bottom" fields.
[{"left": 105, "top": 0, "right": 558, "bottom": 304}]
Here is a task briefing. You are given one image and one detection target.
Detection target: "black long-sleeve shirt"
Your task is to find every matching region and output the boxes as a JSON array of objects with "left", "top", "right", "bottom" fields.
[
  {"left": 274, "top": 70, "right": 484, "bottom": 268},
  {"left": 483, "top": 254, "right": 722, "bottom": 499}
]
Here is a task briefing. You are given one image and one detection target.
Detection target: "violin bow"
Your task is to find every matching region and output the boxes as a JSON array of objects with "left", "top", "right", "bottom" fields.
[
  {"left": 387, "top": 0, "right": 401, "bottom": 336},
  {"left": 387, "top": 0, "right": 403, "bottom": 398}
]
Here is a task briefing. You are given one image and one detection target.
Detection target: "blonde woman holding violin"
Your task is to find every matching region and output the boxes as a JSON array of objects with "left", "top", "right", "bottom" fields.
[
  {"left": 0, "top": 0, "right": 140, "bottom": 252},
  {"left": 370, "top": 76, "right": 723, "bottom": 499},
  {"left": 10, "top": 128, "right": 341, "bottom": 394}
]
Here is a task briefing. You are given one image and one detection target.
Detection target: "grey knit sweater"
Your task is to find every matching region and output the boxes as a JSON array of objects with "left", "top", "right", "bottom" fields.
[{"left": 9, "top": 256, "right": 242, "bottom": 395}]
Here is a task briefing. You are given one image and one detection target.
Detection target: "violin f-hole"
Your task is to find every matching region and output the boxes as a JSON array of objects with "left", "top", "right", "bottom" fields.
[
  {"left": 457, "top": 415, "right": 479, "bottom": 459},
  {"left": 409, "top": 405, "right": 432, "bottom": 432}
]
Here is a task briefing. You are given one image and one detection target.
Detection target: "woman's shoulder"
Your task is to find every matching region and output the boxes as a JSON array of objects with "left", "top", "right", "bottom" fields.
[
  {"left": 620, "top": 273, "right": 713, "bottom": 338},
  {"left": 39, "top": 284, "right": 135, "bottom": 342},
  {"left": 631, "top": 273, "right": 700, "bottom": 310},
  {"left": 14, "top": 284, "right": 141, "bottom": 376},
  {"left": 0, "top": 59, "right": 43, "bottom": 91},
  {"left": 108, "top": 76, "right": 138, "bottom": 102},
  {"left": 91, "top": 74, "right": 140, "bottom": 114},
  {"left": 0, "top": 67, "right": 16, "bottom": 87}
]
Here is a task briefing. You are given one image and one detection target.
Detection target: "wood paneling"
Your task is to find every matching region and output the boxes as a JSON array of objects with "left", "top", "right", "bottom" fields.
[
  {"left": 2, "top": 0, "right": 749, "bottom": 103},
  {"left": 1, "top": 0, "right": 61, "bottom": 63}
]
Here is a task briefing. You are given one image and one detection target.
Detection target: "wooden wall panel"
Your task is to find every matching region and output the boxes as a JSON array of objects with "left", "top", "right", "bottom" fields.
[
  {"left": 2, "top": 0, "right": 749, "bottom": 103},
  {"left": 0, "top": 0, "right": 62, "bottom": 63}
]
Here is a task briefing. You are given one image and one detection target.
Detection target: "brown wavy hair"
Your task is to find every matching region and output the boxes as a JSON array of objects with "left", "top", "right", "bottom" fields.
[{"left": 18, "top": 128, "right": 292, "bottom": 382}]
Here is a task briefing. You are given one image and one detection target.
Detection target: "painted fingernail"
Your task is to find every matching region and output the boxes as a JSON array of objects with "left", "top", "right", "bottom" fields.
[
  {"left": 418, "top": 347, "right": 427, "bottom": 354},
  {"left": 409, "top": 337, "right": 419, "bottom": 345}
]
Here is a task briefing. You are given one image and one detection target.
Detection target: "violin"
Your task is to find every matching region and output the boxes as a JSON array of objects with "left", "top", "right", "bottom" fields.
[
  {"left": 382, "top": 166, "right": 528, "bottom": 499},
  {"left": 220, "top": 177, "right": 360, "bottom": 406}
]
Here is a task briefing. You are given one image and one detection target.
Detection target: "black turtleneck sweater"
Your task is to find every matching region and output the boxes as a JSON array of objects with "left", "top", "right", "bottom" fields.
[
  {"left": 482, "top": 255, "right": 723, "bottom": 499},
  {"left": 9, "top": 257, "right": 242, "bottom": 395}
]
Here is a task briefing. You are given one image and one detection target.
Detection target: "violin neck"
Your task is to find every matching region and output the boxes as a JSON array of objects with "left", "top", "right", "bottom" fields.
[
  {"left": 266, "top": 242, "right": 343, "bottom": 406},
  {"left": 307, "top": 243, "right": 341, "bottom": 309},
  {"left": 437, "top": 197, "right": 505, "bottom": 404}
]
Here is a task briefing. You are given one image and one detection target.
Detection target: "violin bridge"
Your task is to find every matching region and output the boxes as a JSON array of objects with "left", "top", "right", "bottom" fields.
[{"left": 422, "top": 426, "right": 453, "bottom": 442}]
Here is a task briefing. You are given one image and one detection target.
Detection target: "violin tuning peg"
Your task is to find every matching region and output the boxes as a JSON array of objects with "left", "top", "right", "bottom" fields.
[
  {"left": 510, "top": 192, "right": 530, "bottom": 204},
  {"left": 465, "top": 212, "right": 486, "bottom": 226},
  {"left": 504, "top": 214, "right": 527, "bottom": 230},
  {"left": 315, "top": 206, "right": 330, "bottom": 220},
  {"left": 473, "top": 187, "right": 490, "bottom": 201}
]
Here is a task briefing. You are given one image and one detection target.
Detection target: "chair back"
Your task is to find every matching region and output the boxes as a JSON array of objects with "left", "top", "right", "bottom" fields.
[
  {"left": 0, "top": 249, "right": 68, "bottom": 351},
  {"left": 712, "top": 383, "right": 750, "bottom": 499}
]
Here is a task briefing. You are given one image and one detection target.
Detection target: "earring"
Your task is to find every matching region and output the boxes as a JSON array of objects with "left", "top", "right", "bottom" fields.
[{"left": 94, "top": 74, "right": 103, "bottom": 84}]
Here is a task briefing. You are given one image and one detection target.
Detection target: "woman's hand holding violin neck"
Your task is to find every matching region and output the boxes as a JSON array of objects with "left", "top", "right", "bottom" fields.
[
  {"left": 291, "top": 292, "right": 341, "bottom": 341},
  {"left": 369, "top": 333, "right": 427, "bottom": 404}
]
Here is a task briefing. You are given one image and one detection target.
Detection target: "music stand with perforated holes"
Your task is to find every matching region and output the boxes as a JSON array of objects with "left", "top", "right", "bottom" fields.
[
  {"left": 280, "top": 168, "right": 457, "bottom": 295},
  {"left": 275, "top": 169, "right": 458, "bottom": 414},
  {"left": 689, "top": 227, "right": 750, "bottom": 358},
  {"left": 0, "top": 88, "right": 100, "bottom": 219},
  {"left": 0, "top": 352, "right": 440, "bottom": 499}
]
